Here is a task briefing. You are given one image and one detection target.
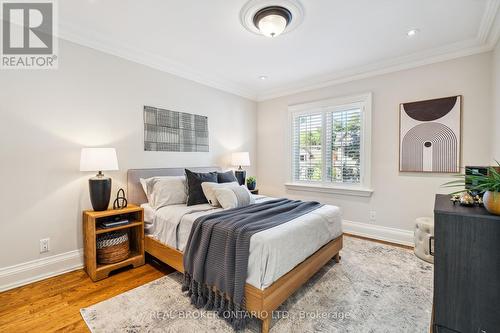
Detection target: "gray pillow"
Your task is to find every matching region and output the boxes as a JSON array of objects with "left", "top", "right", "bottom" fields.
[{"left": 217, "top": 170, "right": 238, "bottom": 183}]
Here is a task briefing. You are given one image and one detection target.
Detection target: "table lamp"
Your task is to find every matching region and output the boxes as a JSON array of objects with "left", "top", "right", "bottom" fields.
[
  {"left": 232, "top": 152, "right": 250, "bottom": 186},
  {"left": 80, "top": 148, "right": 119, "bottom": 211}
]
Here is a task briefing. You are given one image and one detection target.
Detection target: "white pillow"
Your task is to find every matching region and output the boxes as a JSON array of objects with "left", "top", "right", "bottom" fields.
[
  {"left": 201, "top": 182, "right": 240, "bottom": 207},
  {"left": 140, "top": 176, "right": 163, "bottom": 202},
  {"left": 141, "top": 176, "right": 187, "bottom": 208},
  {"left": 213, "top": 185, "right": 255, "bottom": 210},
  {"left": 139, "top": 178, "right": 151, "bottom": 201},
  {"left": 140, "top": 176, "right": 185, "bottom": 201}
]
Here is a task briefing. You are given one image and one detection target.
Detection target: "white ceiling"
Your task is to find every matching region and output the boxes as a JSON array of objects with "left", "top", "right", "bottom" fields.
[{"left": 59, "top": 0, "right": 500, "bottom": 100}]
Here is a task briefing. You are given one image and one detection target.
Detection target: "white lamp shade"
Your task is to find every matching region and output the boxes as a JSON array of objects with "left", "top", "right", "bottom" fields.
[
  {"left": 232, "top": 152, "right": 250, "bottom": 167},
  {"left": 80, "top": 148, "right": 119, "bottom": 172}
]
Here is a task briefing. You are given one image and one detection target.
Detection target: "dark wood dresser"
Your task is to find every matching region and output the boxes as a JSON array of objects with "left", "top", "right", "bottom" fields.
[{"left": 433, "top": 194, "right": 500, "bottom": 333}]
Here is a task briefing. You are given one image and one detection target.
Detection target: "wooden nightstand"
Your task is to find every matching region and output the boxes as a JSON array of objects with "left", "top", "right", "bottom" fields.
[
  {"left": 250, "top": 189, "right": 259, "bottom": 195},
  {"left": 83, "top": 205, "right": 145, "bottom": 281}
]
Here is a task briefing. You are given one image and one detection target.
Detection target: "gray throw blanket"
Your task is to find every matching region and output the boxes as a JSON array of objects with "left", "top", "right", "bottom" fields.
[{"left": 182, "top": 198, "right": 323, "bottom": 329}]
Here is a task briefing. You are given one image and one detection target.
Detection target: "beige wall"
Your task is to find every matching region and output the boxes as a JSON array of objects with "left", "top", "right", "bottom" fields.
[
  {"left": 257, "top": 53, "right": 492, "bottom": 232},
  {"left": 493, "top": 41, "right": 500, "bottom": 161},
  {"left": 0, "top": 40, "right": 257, "bottom": 269},
  {"left": 0, "top": 38, "right": 496, "bottom": 286}
]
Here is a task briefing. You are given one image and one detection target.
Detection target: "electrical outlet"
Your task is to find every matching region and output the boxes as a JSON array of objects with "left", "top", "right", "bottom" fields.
[
  {"left": 40, "top": 238, "right": 50, "bottom": 253},
  {"left": 369, "top": 211, "right": 376, "bottom": 222}
]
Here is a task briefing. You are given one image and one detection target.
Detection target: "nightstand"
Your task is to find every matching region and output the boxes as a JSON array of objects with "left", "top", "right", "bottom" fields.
[
  {"left": 250, "top": 189, "right": 259, "bottom": 195},
  {"left": 83, "top": 205, "right": 145, "bottom": 281}
]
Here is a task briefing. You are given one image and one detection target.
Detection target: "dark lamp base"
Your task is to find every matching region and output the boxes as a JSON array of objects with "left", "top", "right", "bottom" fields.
[
  {"left": 89, "top": 175, "right": 112, "bottom": 211},
  {"left": 235, "top": 170, "right": 246, "bottom": 186}
]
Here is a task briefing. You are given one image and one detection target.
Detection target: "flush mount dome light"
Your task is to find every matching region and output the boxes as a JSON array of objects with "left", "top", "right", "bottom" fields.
[
  {"left": 253, "top": 6, "right": 292, "bottom": 37},
  {"left": 407, "top": 28, "right": 420, "bottom": 37},
  {"left": 240, "top": 0, "right": 304, "bottom": 37}
]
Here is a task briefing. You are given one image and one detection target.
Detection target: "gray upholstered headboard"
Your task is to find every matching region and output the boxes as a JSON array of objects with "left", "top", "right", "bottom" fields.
[{"left": 127, "top": 167, "right": 222, "bottom": 205}]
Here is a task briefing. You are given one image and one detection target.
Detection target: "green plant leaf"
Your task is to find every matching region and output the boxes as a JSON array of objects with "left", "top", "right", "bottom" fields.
[{"left": 441, "top": 179, "right": 465, "bottom": 186}]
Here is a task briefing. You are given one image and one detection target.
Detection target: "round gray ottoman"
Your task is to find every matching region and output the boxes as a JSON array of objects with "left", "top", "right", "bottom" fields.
[{"left": 414, "top": 217, "right": 434, "bottom": 263}]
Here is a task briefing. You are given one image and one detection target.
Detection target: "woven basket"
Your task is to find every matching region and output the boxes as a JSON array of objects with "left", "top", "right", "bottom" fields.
[{"left": 96, "top": 231, "right": 130, "bottom": 264}]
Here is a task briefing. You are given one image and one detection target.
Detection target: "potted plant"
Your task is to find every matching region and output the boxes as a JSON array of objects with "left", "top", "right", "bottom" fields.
[
  {"left": 443, "top": 162, "right": 500, "bottom": 215},
  {"left": 246, "top": 176, "right": 256, "bottom": 191}
]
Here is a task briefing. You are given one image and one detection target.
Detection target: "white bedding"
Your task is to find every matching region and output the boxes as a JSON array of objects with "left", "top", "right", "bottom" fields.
[{"left": 142, "top": 196, "right": 342, "bottom": 289}]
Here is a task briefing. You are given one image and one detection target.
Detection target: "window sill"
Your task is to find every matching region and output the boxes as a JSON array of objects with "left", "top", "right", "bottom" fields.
[{"left": 284, "top": 182, "right": 374, "bottom": 197}]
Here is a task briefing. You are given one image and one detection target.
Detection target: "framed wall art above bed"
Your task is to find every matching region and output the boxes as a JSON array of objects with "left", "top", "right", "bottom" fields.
[
  {"left": 143, "top": 106, "right": 209, "bottom": 152},
  {"left": 399, "top": 95, "right": 462, "bottom": 173}
]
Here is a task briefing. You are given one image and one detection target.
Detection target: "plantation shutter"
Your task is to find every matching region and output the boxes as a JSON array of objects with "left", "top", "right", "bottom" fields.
[
  {"left": 325, "top": 108, "right": 362, "bottom": 184},
  {"left": 292, "top": 113, "right": 323, "bottom": 182}
]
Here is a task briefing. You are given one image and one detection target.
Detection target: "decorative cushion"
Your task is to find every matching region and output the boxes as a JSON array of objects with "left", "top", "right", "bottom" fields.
[
  {"left": 201, "top": 181, "right": 240, "bottom": 207},
  {"left": 149, "top": 176, "right": 187, "bottom": 209},
  {"left": 213, "top": 185, "right": 255, "bottom": 209},
  {"left": 217, "top": 170, "right": 238, "bottom": 183},
  {"left": 185, "top": 169, "right": 218, "bottom": 206}
]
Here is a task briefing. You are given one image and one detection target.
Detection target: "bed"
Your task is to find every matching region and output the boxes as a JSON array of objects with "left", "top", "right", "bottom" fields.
[{"left": 127, "top": 167, "right": 343, "bottom": 333}]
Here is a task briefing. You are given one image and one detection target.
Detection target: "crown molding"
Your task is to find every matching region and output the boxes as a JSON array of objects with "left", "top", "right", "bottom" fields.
[
  {"left": 57, "top": 1, "right": 500, "bottom": 103},
  {"left": 486, "top": 1, "right": 500, "bottom": 49},
  {"left": 57, "top": 22, "right": 257, "bottom": 101},
  {"left": 256, "top": 39, "right": 491, "bottom": 101},
  {"left": 479, "top": 0, "right": 500, "bottom": 45},
  {"left": 491, "top": 20, "right": 500, "bottom": 49},
  {"left": 257, "top": 0, "right": 500, "bottom": 101}
]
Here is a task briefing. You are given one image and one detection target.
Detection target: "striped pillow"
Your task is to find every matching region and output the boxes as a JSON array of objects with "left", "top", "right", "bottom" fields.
[
  {"left": 213, "top": 185, "right": 255, "bottom": 209},
  {"left": 201, "top": 181, "right": 240, "bottom": 207}
]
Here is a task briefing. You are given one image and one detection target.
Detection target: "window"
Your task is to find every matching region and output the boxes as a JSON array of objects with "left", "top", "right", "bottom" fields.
[
  {"left": 326, "top": 108, "right": 361, "bottom": 183},
  {"left": 292, "top": 113, "right": 323, "bottom": 181},
  {"left": 287, "top": 93, "right": 372, "bottom": 196}
]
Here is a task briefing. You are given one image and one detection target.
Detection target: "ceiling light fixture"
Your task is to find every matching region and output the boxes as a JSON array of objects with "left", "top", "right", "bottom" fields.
[
  {"left": 240, "top": 0, "right": 304, "bottom": 38},
  {"left": 253, "top": 6, "right": 292, "bottom": 38},
  {"left": 407, "top": 29, "right": 420, "bottom": 37},
  {"left": 259, "top": 75, "right": 268, "bottom": 80}
]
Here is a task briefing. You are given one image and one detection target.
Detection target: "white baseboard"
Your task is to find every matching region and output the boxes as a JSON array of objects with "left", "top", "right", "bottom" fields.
[
  {"left": 0, "top": 249, "right": 84, "bottom": 292},
  {"left": 0, "top": 222, "right": 413, "bottom": 292},
  {"left": 343, "top": 220, "right": 414, "bottom": 247}
]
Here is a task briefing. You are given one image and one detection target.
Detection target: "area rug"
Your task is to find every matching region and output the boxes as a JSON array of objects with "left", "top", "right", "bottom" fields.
[{"left": 80, "top": 237, "right": 433, "bottom": 332}]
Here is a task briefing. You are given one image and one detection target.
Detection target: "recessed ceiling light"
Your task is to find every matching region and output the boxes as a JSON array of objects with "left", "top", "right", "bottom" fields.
[
  {"left": 259, "top": 75, "right": 268, "bottom": 80},
  {"left": 407, "top": 29, "right": 420, "bottom": 37}
]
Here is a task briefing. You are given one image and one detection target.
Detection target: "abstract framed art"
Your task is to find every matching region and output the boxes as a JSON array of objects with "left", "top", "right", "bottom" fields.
[
  {"left": 143, "top": 106, "right": 209, "bottom": 152},
  {"left": 399, "top": 95, "right": 462, "bottom": 173}
]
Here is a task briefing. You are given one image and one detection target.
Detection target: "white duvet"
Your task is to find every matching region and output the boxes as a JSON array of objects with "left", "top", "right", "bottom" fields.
[{"left": 143, "top": 196, "right": 342, "bottom": 290}]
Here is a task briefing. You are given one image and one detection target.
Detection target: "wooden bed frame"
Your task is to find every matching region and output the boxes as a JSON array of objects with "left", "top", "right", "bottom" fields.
[
  {"left": 127, "top": 167, "right": 343, "bottom": 333},
  {"left": 145, "top": 236, "right": 342, "bottom": 333}
]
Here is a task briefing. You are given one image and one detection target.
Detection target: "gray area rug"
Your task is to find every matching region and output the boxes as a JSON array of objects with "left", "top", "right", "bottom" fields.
[{"left": 81, "top": 237, "right": 433, "bottom": 332}]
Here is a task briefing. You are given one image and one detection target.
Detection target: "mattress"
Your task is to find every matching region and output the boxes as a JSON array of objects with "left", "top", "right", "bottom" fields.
[{"left": 143, "top": 196, "right": 342, "bottom": 289}]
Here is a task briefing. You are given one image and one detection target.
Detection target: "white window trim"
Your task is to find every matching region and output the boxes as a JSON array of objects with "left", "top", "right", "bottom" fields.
[{"left": 285, "top": 92, "right": 373, "bottom": 197}]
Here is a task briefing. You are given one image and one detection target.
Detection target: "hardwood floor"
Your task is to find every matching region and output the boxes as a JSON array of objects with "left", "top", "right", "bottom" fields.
[
  {"left": 0, "top": 256, "right": 173, "bottom": 333},
  {"left": 0, "top": 236, "right": 410, "bottom": 332}
]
